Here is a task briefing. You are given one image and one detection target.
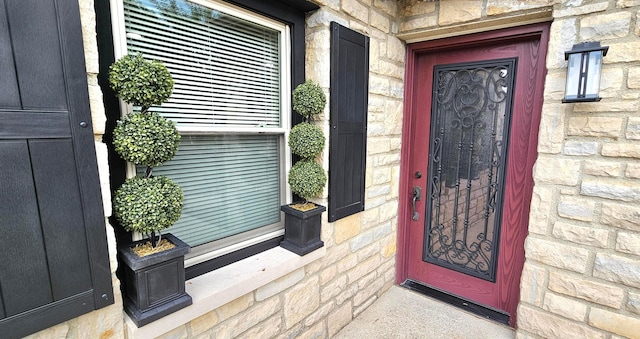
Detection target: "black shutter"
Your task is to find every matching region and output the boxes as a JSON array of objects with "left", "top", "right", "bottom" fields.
[
  {"left": 329, "top": 22, "right": 369, "bottom": 222},
  {"left": 0, "top": 1, "right": 114, "bottom": 338}
]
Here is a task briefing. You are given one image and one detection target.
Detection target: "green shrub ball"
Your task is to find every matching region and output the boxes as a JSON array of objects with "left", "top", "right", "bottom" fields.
[
  {"left": 109, "top": 53, "right": 174, "bottom": 109},
  {"left": 292, "top": 80, "right": 326, "bottom": 117},
  {"left": 114, "top": 176, "right": 183, "bottom": 234},
  {"left": 288, "top": 160, "right": 326, "bottom": 201},
  {"left": 289, "top": 122, "right": 325, "bottom": 159},
  {"left": 113, "top": 112, "right": 181, "bottom": 168}
]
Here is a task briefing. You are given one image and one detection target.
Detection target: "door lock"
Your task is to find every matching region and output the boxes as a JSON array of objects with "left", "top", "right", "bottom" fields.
[{"left": 412, "top": 186, "right": 422, "bottom": 221}]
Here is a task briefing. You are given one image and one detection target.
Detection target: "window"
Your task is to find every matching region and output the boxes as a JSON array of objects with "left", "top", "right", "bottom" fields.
[{"left": 113, "top": 0, "right": 291, "bottom": 266}]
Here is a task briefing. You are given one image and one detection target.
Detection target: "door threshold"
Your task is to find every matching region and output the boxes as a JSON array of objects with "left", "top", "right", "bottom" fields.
[{"left": 401, "top": 279, "right": 510, "bottom": 326}]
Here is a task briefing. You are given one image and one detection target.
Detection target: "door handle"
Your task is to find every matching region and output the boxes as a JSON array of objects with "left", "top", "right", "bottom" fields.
[{"left": 412, "top": 186, "right": 422, "bottom": 221}]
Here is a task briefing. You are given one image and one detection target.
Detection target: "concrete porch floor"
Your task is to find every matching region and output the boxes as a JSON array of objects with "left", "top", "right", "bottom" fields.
[{"left": 334, "top": 285, "right": 515, "bottom": 339}]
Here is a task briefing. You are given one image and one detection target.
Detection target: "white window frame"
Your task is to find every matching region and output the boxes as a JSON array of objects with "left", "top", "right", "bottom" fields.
[{"left": 110, "top": 0, "right": 293, "bottom": 266}]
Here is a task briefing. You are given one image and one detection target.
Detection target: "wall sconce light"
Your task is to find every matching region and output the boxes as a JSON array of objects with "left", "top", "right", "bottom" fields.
[{"left": 563, "top": 42, "right": 609, "bottom": 103}]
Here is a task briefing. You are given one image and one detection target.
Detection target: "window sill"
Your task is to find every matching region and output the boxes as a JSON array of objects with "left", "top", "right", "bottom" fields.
[{"left": 123, "top": 246, "right": 326, "bottom": 338}]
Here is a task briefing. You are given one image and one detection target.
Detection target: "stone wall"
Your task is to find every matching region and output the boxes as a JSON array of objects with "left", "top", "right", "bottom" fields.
[
  {"left": 23, "top": 0, "right": 125, "bottom": 338},
  {"left": 519, "top": 1, "right": 640, "bottom": 338}
]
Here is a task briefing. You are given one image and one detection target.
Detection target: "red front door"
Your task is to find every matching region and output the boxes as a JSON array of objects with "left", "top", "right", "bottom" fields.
[{"left": 398, "top": 24, "right": 549, "bottom": 327}]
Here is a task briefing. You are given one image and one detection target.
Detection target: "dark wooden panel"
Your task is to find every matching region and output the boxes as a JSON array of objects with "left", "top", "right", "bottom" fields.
[
  {"left": 339, "top": 133, "right": 364, "bottom": 205},
  {"left": 336, "top": 40, "right": 367, "bottom": 123},
  {"left": 0, "top": 141, "right": 53, "bottom": 317},
  {"left": 0, "top": 285, "right": 5, "bottom": 318},
  {"left": 0, "top": 111, "right": 71, "bottom": 139},
  {"left": 0, "top": 291, "right": 94, "bottom": 339},
  {"left": 56, "top": 0, "right": 114, "bottom": 310},
  {"left": 5, "top": 0, "right": 66, "bottom": 109},
  {"left": 0, "top": 1, "right": 20, "bottom": 108},
  {"left": 329, "top": 22, "right": 369, "bottom": 222},
  {"left": 30, "top": 139, "right": 92, "bottom": 300},
  {"left": 334, "top": 132, "right": 364, "bottom": 217},
  {"left": 0, "top": 0, "right": 113, "bottom": 335}
]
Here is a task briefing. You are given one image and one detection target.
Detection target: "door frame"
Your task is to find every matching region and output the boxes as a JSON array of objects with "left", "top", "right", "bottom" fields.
[{"left": 396, "top": 23, "right": 550, "bottom": 320}]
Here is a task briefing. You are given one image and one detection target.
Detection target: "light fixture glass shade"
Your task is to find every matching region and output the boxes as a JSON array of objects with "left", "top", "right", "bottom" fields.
[
  {"left": 563, "top": 42, "right": 608, "bottom": 103},
  {"left": 585, "top": 51, "right": 603, "bottom": 98},
  {"left": 564, "top": 53, "right": 582, "bottom": 101}
]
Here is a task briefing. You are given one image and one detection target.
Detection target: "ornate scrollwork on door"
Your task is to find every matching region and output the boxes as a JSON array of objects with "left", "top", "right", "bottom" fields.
[{"left": 423, "top": 58, "right": 517, "bottom": 282}]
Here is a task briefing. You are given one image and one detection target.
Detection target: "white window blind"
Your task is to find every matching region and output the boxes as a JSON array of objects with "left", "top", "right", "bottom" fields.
[
  {"left": 145, "top": 135, "right": 281, "bottom": 246},
  {"left": 121, "top": 0, "right": 288, "bottom": 255},
  {"left": 124, "top": 0, "right": 282, "bottom": 130}
]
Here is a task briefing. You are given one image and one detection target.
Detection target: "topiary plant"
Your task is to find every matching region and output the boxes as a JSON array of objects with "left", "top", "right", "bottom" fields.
[
  {"left": 288, "top": 80, "right": 327, "bottom": 206},
  {"left": 292, "top": 79, "right": 326, "bottom": 117},
  {"left": 109, "top": 53, "right": 174, "bottom": 112},
  {"left": 113, "top": 176, "right": 183, "bottom": 234},
  {"left": 110, "top": 54, "right": 183, "bottom": 248},
  {"left": 288, "top": 160, "right": 326, "bottom": 201},
  {"left": 288, "top": 122, "right": 325, "bottom": 159},
  {"left": 113, "top": 111, "right": 181, "bottom": 169}
]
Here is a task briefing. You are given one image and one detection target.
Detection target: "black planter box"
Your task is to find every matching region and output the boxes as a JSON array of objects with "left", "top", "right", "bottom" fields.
[
  {"left": 280, "top": 204, "right": 325, "bottom": 255},
  {"left": 118, "top": 233, "right": 192, "bottom": 327}
]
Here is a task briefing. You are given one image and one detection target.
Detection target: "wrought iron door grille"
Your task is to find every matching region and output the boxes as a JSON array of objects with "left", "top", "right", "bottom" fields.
[{"left": 423, "top": 58, "right": 517, "bottom": 282}]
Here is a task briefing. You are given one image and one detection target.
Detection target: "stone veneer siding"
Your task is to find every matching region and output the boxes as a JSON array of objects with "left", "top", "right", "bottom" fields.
[
  {"left": 24, "top": 0, "right": 640, "bottom": 338},
  {"left": 524, "top": 1, "right": 640, "bottom": 337}
]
